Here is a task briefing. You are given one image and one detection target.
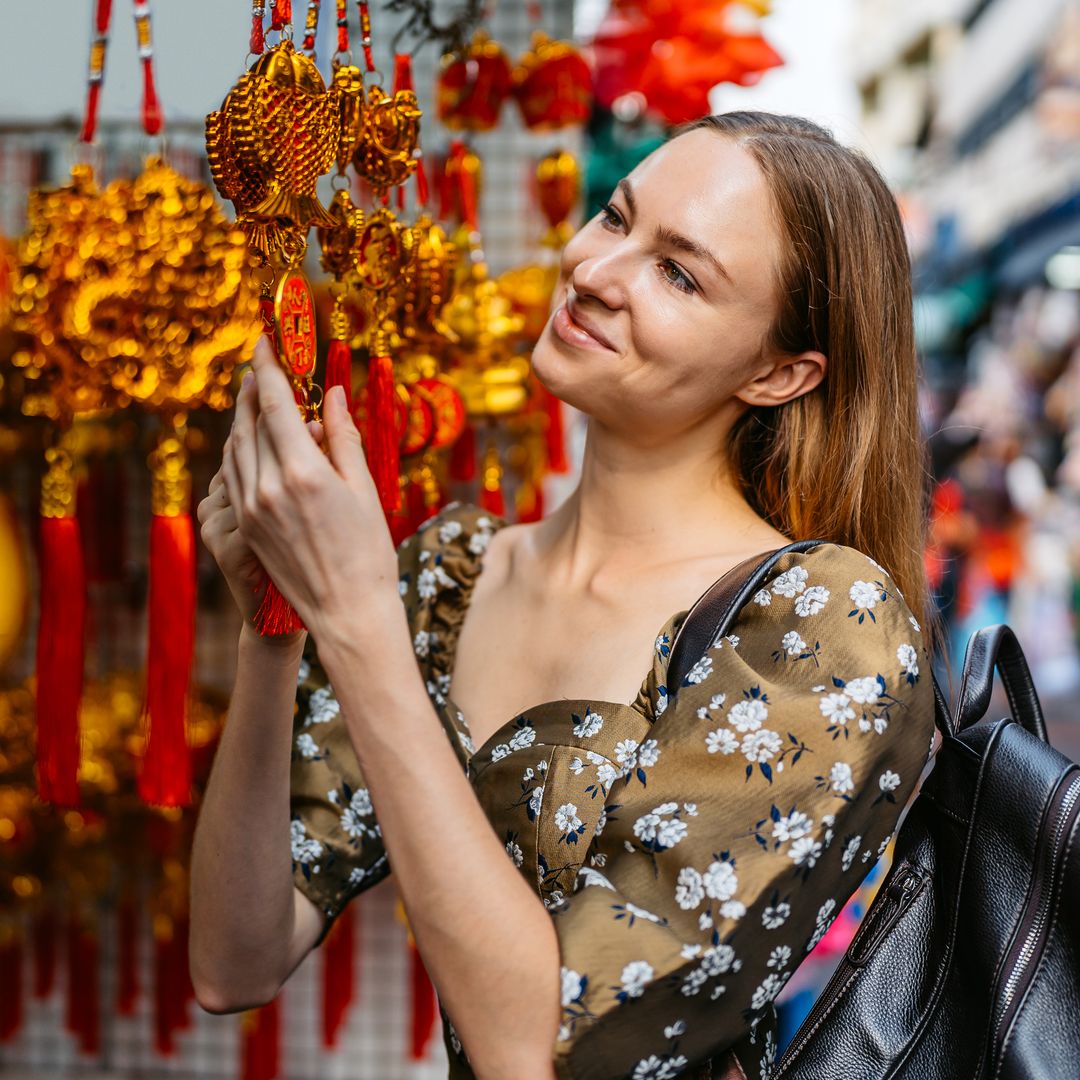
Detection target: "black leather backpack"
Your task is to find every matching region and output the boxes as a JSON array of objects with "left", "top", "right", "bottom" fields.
[{"left": 669, "top": 543, "right": 1080, "bottom": 1080}]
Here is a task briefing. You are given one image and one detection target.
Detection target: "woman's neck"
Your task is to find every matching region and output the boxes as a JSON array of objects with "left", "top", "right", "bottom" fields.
[{"left": 530, "top": 414, "right": 786, "bottom": 592}]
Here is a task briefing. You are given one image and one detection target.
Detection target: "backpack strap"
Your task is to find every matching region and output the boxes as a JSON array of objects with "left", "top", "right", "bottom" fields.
[{"left": 666, "top": 538, "right": 956, "bottom": 740}]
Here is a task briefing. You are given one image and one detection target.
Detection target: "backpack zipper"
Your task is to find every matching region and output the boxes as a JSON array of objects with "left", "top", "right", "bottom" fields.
[
  {"left": 989, "top": 769, "right": 1080, "bottom": 1072},
  {"left": 773, "top": 864, "right": 925, "bottom": 1075}
]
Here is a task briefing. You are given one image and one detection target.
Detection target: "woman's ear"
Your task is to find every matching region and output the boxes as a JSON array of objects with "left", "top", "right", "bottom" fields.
[{"left": 735, "top": 350, "right": 827, "bottom": 409}]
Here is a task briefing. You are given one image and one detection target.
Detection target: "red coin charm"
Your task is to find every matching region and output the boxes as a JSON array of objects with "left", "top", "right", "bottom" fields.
[
  {"left": 417, "top": 376, "right": 467, "bottom": 450},
  {"left": 400, "top": 383, "right": 436, "bottom": 456},
  {"left": 274, "top": 268, "right": 318, "bottom": 378}
]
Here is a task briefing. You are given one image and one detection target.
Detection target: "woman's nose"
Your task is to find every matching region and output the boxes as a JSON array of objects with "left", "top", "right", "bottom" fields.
[{"left": 564, "top": 246, "right": 626, "bottom": 311}]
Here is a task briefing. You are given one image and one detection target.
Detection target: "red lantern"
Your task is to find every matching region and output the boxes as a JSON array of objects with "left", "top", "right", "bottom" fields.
[
  {"left": 436, "top": 30, "right": 513, "bottom": 132},
  {"left": 513, "top": 32, "right": 592, "bottom": 130}
]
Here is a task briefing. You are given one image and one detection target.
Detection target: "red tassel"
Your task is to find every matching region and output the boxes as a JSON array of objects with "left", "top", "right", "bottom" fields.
[
  {"left": 367, "top": 354, "right": 400, "bottom": 514},
  {"left": 543, "top": 387, "right": 570, "bottom": 474},
  {"left": 139, "top": 514, "right": 194, "bottom": 808},
  {"left": 242, "top": 999, "right": 281, "bottom": 1080},
  {"left": 409, "top": 943, "right": 438, "bottom": 1060},
  {"left": 448, "top": 421, "right": 476, "bottom": 482},
  {"left": 321, "top": 904, "right": 356, "bottom": 1048},
  {"left": 324, "top": 338, "right": 354, "bottom": 415},
  {"left": 0, "top": 937, "right": 23, "bottom": 1042},
  {"left": 154, "top": 915, "right": 194, "bottom": 1055},
  {"left": 32, "top": 910, "right": 57, "bottom": 999},
  {"left": 117, "top": 899, "right": 139, "bottom": 1016},
  {"left": 65, "top": 916, "right": 100, "bottom": 1055},
  {"left": 36, "top": 515, "right": 86, "bottom": 806},
  {"left": 393, "top": 53, "right": 427, "bottom": 207},
  {"left": 141, "top": 60, "right": 163, "bottom": 135}
]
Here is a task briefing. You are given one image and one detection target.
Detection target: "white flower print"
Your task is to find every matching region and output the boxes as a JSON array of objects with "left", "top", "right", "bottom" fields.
[
  {"left": 685, "top": 655, "right": 713, "bottom": 685},
  {"left": 437, "top": 519, "right": 463, "bottom": 544},
  {"left": 467, "top": 528, "right": 493, "bottom": 555},
  {"left": 767, "top": 945, "right": 792, "bottom": 970},
  {"left": 781, "top": 630, "right": 807, "bottom": 656},
  {"left": 706, "top": 727, "right": 739, "bottom": 755},
  {"left": 751, "top": 973, "right": 785, "bottom": 1010},
  {"left": 341, "top": 788, "right": 374, "bottom": 839},
  {"left": 555, "top": 803, "right": 583, "bottom": 836},
  {"left": 508, "top": 726, "right": 536, "bottom": 751},
  {"left": 742, "top": 728, "right": 782, "bottom": 763},
  {"left": 620, "top": 960, "right": 655, "bottom": 999},
  {"left": 675, "top": 867, "right": 704, "bottom": 910},
  {"left": 842, "top": 834, "right": 862, "bottom": 871},
  {"left": 772, "top": 810, "right": 813, "bottom": 843},
  {"left": 595, "top": 759, "right": 619, "bottom": 791},
  {"left": 506, "top": 839, "right": 523, "bottom": 867},
  {"left": 664, "top": 1020, "right": 687, "bottom": 1039},
  {"left": 637, "top": 739, "right": 661, "bottom": 768},
  {"left": 771, "top": 566, "right": 808, "bottom": 597},
  {"left": 290, "top": 819, "right": 322, "bottom": 864},
  {"left": 729, "top": 697, "right": 768, "bottom": 733},
  {"left": 654, "top": 688, "right": 668, "bottom": 717},
  {"left": 295, "top": 732, "right": 319, "bottom": 759},
  {"left": 795, "top": 585, "right": 830, "bottom": 617},
  {"left": 910, "top": 614, "right": 921, "bottom": 632},
  {"left": 879, "top": 769, "right": 901, "bottom": 793},
  {"left": 897, "top": 642, "right": 919, "bottom": 676},
  {"left": 413, "top": 630, "right": 432, "bottom": 658},
  {"left": 762, "top": 901, "right": 790, "bottom": 929},
  {"left": 681, "top": 968, "right": 708, "bottom": 996},
  {"left": 753, "top": 588, "right": 772, "bottom": 606},
  {"left": 789, "top": 835, "right": 823, "bottom": 868},
  {"left": 296, "top": 657, "right": 311, "bottom": 684},
  {"left": 397, "top": 578, "right": 407, "bottom": 597},
  {"left": 490, "top": 743, "right": 511, "bottom": 762},
  {"left": 634, "top": 802, "right": 688, "bottom": 850},
  {"left": 561, "top": 967, "right": 584, "bottom": 1006},
  {"left": 703, "top": 859, "right": 738, "bottom": 901},
  {"left": 655, "top": 633, "right": 671, "bottom": 656},
  {"left": 615, "top": 739, "right": 640, "bottom": 776},
  {"left": 845, "top": 675, "right": 881, "bottom": 705},
  {"left": 656, "top": 817, "right": 689, "bottom": 849},
  {"left": 572, "top": 708, "right": 604, "bottom": 738},
  {"left": 701, "top": 943, "right": 736, "bottom": 976},
  {"left": 683, "top": 802, "right": 698, "bottom": 816},
  {"left": 417, "top": 565, "right": 457, "bottom": 600},
  {"left": 819, "top": 692, "right": 855, "bottom": 725},
  {"left": 699, "top": 911, "right": 713, "bottom": 931},
  {"left": 849, "top": 580, "right": 880, "bottom": 609},
  {"left": 633, "top": 1055, "right": 689, "bottom": 1079},
  {"left": 806, "top": 898, "right": 838, "bottom": 952},
  {"left": 829, "top": 761, "right": 854, "bottom": 794},
  {"left": 306, "top": 685, "right": 340, "bottom": 725},
  {"left": 577, "top": 866, "right": 615, "bottom": 890},
  {"left": 720, "top": 900, "right": 746, "bottom": 920},
  {"left": 528, "top": 785, "right": 545, "bottom": 817},
  {"left": 568, "top": 757, "right": 584, "bottom": 775}
]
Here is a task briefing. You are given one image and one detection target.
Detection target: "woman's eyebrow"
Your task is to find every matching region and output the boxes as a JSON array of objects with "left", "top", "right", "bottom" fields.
[{"left": 617, "top": 178, "right": 735, "bottom": 287}]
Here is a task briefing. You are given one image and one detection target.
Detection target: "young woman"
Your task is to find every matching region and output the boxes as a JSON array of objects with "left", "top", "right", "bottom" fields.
[{"left": 190, "top": 112, "right": 938, "bottom": 1080}]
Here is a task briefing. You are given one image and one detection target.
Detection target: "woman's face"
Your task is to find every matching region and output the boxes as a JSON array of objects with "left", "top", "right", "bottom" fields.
[{"left": 532, "top": 129, "right": 811, "bottom": 447}]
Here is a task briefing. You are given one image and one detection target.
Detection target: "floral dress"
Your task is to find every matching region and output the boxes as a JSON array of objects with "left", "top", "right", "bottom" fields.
[{"left": 289, "top": 502, "right": 937, "bottom": 1080}]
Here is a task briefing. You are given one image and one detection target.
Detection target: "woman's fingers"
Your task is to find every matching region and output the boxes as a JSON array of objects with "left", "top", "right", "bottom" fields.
[
  {"left": 231, "top": 371, "right": 259, "bottom": 504},
  {"left": 222, "top": 428, "right": 245, "bottom": 527}
]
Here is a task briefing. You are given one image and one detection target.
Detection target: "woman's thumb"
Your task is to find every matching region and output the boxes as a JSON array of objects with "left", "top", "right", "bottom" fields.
[{"left": 324, "top": 385, "right": 367, "bottom": 488}]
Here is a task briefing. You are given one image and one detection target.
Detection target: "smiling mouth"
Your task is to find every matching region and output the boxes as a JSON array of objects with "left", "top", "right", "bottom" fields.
[{"left": 552, "top": 302, "right": 616, "bottom": 352}]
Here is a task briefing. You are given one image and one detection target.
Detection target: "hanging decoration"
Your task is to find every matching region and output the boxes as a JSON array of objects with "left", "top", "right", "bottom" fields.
[
  {"left": 512, "top": 31, "right": 591, "bottom": 130},
  {"left": 590, "top": 0, "right": 783, "bottom": 126}
]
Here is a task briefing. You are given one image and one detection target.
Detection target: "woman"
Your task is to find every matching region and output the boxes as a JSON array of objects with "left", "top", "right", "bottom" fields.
[{"left": 190, "top": 112, "right": 938, "bottom": 1080}]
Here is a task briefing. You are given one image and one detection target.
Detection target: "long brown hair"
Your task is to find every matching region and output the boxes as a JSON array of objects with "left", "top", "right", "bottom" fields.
[{"left": 675, "top": 112, "right": 935, "bottom": 642}]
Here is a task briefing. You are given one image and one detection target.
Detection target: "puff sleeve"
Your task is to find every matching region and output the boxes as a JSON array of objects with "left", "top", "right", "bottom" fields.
[{"left": 549, "top": 544, "right": 937, "bottom": 1080}]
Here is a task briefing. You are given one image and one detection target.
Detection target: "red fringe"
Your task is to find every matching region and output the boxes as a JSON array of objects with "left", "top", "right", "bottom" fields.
[
  {"left": 116, "top": 898, "right": 139, "bottom": 1016},
  {"left": 367, "top": 354, "right": 400, "bottom": 514},
  {"left": 448, "top": 421, "right": 476, "bottom": 483},
  {"left": 253, "top": 580, "right": 305, "bottom": 637},
  {"left": 154, "top": 916, "right": 193, "bottom": 1055},
  {"left": 321, "top": 904, "right": 356, "bottom": 1048},
  {"left": 65, "top": 917, "right": 100, "bottom": 1055},
  {"left": 141, "top": 59, "right": 163, "bottom": 136},
  {"left": 410, "top": 943, "right": 438, "bottom": 1060},
  {"left": 324, "top": 338, "right": 354, "bottom": 415},
  {"left": 139, "top": 513, "right": 194, "bottom": 808},
  {"left": 0, "top": 939, "right": 23, "bottom": 1042},
  {"left": 32, "top": 910, "right": 57, "bottom": 999},
  {"left": 35, "top": 515, "right": 86, "bottom": 807},
  {"left": 242, "top": 999, "right": 281, "bottom": 1080},
  {"left": 543, "top": 387, "right": 570, "bottom": 474}
]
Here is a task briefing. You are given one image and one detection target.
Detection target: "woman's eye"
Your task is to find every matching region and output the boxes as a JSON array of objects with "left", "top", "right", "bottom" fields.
[
  {"left": 598, "top": 202, "right": 623, "bottom": 229},
  {"left": 658, "top": 258, "right": 695, "bottom": 294}
]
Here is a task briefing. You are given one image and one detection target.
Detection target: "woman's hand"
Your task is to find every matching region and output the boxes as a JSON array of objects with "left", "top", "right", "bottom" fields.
[
  {"left": 217, "top": 336, "right": 399, "bottom": 652},
  {"left": 197, "top": 372, "right": 325, "bottom": 646}
]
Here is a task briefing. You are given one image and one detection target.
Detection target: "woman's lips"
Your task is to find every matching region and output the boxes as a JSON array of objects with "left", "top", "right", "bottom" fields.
[{"left": 551, "top": 302, "right": 616, "bottom": 352}]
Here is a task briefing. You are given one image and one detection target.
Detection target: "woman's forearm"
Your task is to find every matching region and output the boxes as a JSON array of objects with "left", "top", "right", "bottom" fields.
[
  {"left": 189, "top": 625, "right": 323, "bottom": 1012},
  {"left": 317, "top": 603, "right": 561, "bottom": 1080}
]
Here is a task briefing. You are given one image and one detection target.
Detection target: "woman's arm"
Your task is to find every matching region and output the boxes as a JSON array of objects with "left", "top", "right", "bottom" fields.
[
  {"left": 189, "top": 624, "right": 325, "bottom": 1013},
  {"left": 316, "top": 603, "right": 561, "bottom": 1080}
]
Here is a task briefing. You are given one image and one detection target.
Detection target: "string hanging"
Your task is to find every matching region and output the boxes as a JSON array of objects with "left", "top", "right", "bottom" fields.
[
  {"left": 357, "top": 0, "right": 376, "bottom": 72},
  {"left": 334, "top": 0, "right": 348, "bottom": 54},
  {"left": 250, "top": 0, "right": 266, "bottom": 54},
  {"left": 132, "top": 0, "right": 163, "bottom": 136},
  {"left": 79, "top": 0, "right": 114, "bottom": 144},
  {"left": 302, "top": 0, "right": 322, "bottom": 54}
]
